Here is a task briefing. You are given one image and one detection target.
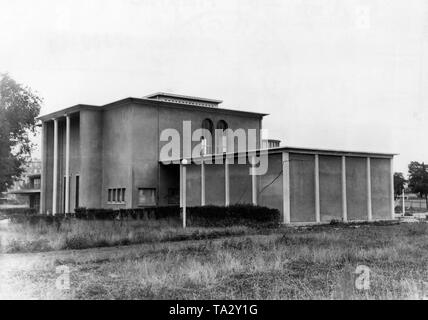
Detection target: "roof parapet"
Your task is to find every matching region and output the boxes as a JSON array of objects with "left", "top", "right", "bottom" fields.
[{"left": 144, "top": 92, "right": 222, "bottom": 108}]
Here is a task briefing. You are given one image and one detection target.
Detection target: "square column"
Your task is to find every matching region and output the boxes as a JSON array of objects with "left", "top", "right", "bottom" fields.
[
  {"left": 179, "top": 164, "right": 183, "bottom": 208},
  {"left": 225, "top": 157, "right": 230, "bottom": 206},
  {"left": 180, "top": 160, "right": 188, "bottom": 228},
  {"left": 390, "top": 158, "right": 395, "bottom": 220},
  {"left": 251, "top": 155, "right": 257, "bottom": 205},
  {"left": 341, "top": 156, "right": 348, "bottom": 222},
  {"left": 201, "top": 159, "right": 206, "bottom": 206},
  {"left": 282, "top": 152, "right": 291, "bottom": 224},
  {"left": 314, "top": 154, "right": 320, "bottom": 223},
  {"left": 65, "top": 115, "right": 70, "bottom": 214},
  {"left": 367, "top": 157, "right": 372, "bottom": 221},
  {"left": 40, "top": 122, "right": 46, "bottom": 214},
  {"left": 52, "top": 118, "right": 58, "bottom": 215}
]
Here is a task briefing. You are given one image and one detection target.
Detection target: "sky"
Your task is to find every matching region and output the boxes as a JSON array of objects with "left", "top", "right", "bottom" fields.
[{"left": 0, "top": 0, "right": 427, "bottom": 175}]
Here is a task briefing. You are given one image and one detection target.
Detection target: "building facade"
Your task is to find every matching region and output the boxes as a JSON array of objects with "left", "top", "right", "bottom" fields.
[
  {"left": 38, "top": 92, "right": 395, "bottom": 224},
  {"left": 181, "top": 148, "right": 395, "bottom": 224},
  {"left": 8, "top": 160, "right": 41, "bottom": 211},
  {"left": 37, "top": 93, "right": 263, "bottom": 214}
]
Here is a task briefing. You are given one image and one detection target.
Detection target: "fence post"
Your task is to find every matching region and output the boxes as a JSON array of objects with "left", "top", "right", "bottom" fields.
[{"left": 181, "top": 159, "right": 188, "bottom": 228}]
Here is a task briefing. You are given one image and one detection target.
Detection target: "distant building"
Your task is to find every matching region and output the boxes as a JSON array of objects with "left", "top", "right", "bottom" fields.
[
  {"left": 397, "top": 192, "right": 420, "bottom": 200},
  {"left": 0, "top": 192, "right": 8, "bottom": 205},
  {"left": 8, "top": 160, "right": 41, "bottom": 211},
  {"left": 262, "top": 139, "right": 281, "bottom": 149}
]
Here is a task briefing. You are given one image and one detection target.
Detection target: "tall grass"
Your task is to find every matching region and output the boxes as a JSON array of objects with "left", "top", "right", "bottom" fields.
[
  {"left": 1, "top": 222, "right": 427, "bottom": 299},
  {"left": 68, "top": 223, "right": 428, "bottom": 300},
  {"left": 0, "top": 218, "right": 251, "bottom": 253}
]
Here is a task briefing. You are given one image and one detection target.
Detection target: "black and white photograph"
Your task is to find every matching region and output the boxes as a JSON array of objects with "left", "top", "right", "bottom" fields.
[{"left": 0, "top": 0, "right": 427, "bottom": 306}]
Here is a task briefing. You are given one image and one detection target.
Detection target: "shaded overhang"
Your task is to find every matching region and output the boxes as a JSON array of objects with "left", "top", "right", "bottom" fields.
[
  {"left": 36, "top": 97, "right": 267, "bottom": 123},
  {"left": 36, "top": 104, "right": 100, "bottom": 122}
]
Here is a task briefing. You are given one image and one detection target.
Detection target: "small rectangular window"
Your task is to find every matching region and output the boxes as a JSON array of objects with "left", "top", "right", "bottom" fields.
[
  {"left": 108, "top": 188, "right": 126, "bottom": 204},
  {"left": 138, "top": 188, "right": 156, "bottom": 206},
  {"left": 33, "top": 178, "right": 41, "bottom": 189}
]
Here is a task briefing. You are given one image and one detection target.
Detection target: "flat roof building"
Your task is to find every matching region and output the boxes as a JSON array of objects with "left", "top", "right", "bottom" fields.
[
  {"left": 37, "top": 93, "right": 265, "bottom": 215},
  {"left": 37, "top": 92, "right": 395, "bottom": 224}
]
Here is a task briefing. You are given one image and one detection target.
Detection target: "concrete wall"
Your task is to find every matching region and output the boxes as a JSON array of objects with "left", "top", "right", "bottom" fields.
[
  {"left": 129, "top": 104, "right": 160, "bottom": 207},
  {"left": 186, "top": 164, "right": 201, "bottom": 206},
  {"left": 205, "top": 164, "right": 225, "bottom": 205},
  {"left": 69, "top": 115, "right": 81, "bottom": 212},
  {"left": 319, "top": 155, "right": 342, "bottom": 222},
  {"left": 131, "top": 101, "right": 261, "bottom": 208},
  {"left": 289, "top": 153, "right": 316, "bottom": 223},
  {"left": 346, "top": 157, "right": 368, "bottom": 221},
  {"left": 229, "top": 159, "right": 252, "bottom": 205},
  {"left": 157, "top": 103, "right": 262, "bottom": 159},
  {"left": 101, "top": 106, "right": 132, "bottom": 209},
  {"left": 259, "top": 153, "right": 283, "bottom": 215},
  {"left": 99, "top": 101, "right": 261, "bottom": 208},
  {"left": 166, "top": 151, "right": 393, "bottom": 225},
  {"left": 80, "top": 110, "right": 103, "bottom": 208},
  {"left": 371, "top": 158, "right": 392, "bottom": 220}
]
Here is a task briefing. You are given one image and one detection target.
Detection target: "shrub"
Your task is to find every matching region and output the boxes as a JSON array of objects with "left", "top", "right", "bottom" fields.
[
  {"left": 187, "top": 204, "right": 280, "bottom": 227},
  {"left": 329, "top": 219, "right": 343, "bottom": 226},
  {"left": 72, "top": 205, "right": 279, "bottom": 226},
  {"left": 8, "top": 213, "right": 66, "bottom": 226},
  {"left": 0, "top": 207, "right": 37, "bottom": 216},
  {"left": 64, "top": 235, "right": 91, "bottom": 250},
  {"left": 75, "top": 206, "right": 180, "bottom": 220},
  {"left": 75, "top": 207, "right": 118, "bottom": 220}
]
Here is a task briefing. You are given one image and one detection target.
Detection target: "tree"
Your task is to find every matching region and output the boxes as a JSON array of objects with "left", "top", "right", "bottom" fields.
[
  {"left": 0, "top": 74, "right": 41, "bottom": 192},
  {"left": 393, "top": 172, "right": 406, "bottom": 200},
  {"left": 407, "top": 161, "right": 428, "bottom": 207}
]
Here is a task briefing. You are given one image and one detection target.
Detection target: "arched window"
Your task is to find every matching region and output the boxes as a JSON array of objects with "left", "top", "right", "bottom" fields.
[
  {"left": 201, "top": 119, "right": 214, "bottom": 155},
  {"left": 216, "top": 120, "right": 228, "bottom": 131},
  {"left": 216, "top": 120, "right": 228, "bottom": 153}
]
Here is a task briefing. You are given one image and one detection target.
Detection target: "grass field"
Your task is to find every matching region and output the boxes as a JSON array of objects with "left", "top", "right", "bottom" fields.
[
  {"left": 0, "top": 220, "right": 427, "bottom": 300},
  {"left": 0, "top": 218, "right": 255, "bottom": 253}
]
